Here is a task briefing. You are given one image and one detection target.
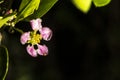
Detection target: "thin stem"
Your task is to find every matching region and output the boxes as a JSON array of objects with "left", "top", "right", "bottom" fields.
[{"left": 13, "top": 27, "right": 24, "bottom": 34}]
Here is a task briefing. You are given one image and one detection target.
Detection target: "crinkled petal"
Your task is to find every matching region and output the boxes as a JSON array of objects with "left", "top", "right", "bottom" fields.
[
  {"left": 40, "top": 27, "right": 52, "bottom": 41},
  {"left": 37, "top": 44, "right": 48, "bottom": 56},
  {"left": 20, "top": 32, "right": 30, "bottom": 44},
  {"left": 30, "top": 18, "right": 42, "bottom": 30},
  {"left": 26, "top": 45, "right": 37, "bottom": 57}
]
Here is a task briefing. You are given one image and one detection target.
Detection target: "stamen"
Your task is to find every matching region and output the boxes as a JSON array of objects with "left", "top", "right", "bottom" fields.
[{"left": 28, "top": 31, "right": 42, "bottom": 45}]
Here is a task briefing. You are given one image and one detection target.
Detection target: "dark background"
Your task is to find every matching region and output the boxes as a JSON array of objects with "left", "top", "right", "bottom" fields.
[{"left": 2, "top": 0, "right": 120, "bottom": 80}]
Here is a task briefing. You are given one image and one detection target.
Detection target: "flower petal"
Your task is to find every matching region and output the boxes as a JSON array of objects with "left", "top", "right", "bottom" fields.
[
  {"left": 37, "top": 44, "right": 48, "bottom": 56},
  {"left": 26, "top": 45, "right": 37, "bottom": 57},
  {"left": 20, "top": 32, "right": 30, "bottom": 44},
  {"left": 40, "top": 27, "right": 52, "bottom": 41},
  {"left": 30, "top": 18, "right": 42, "bottom": 30}
]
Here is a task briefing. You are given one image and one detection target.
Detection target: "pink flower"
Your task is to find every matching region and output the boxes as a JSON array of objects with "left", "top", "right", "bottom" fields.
[
  {"left": 20, "top": 32, "right": 30, "bottom": 44},
  {"left": 26, "top": 44, "right": 48, "bottom": 57},
  {"left": 20, "top": 18, "right": 52, "bottom": 57},
  {"left": 40, "top": 27, "right": 52, "bottom": 41},
  {"left": 30, "top": 18, "right": 42, "bottom": 30}
]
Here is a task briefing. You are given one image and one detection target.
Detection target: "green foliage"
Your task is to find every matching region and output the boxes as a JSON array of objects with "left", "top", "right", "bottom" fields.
[
  {"left": 0, "top": 13, "right": 16, "bottom": 28},
  {"left": 17, "top": 0, "right": 58, "bottom": 22},
  {"left": 71, "top": 0, "right": 111, "bottom": 13},
  {"left": 0, "top": 46, "right": 9, "bottom": 80},
  {"left": 93, "top": 0, "right": 111, "bottom": 7},
  {"left": 25, "top": 0, "right": 58, "bottom": 21},
  {"left": 16, "top": 0, "right": 40, "bottom": 22},
  {"left": 71, "top": 0, "right": 92, "bottom": 13}
]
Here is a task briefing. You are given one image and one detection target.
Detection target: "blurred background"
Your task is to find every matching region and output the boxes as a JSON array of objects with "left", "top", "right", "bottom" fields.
[{"left": 2, "top": 0, "right": 120, "bottom": 80}]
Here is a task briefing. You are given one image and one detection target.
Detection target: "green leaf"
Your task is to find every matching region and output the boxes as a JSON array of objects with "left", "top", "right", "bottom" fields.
[
  {"left": 93, "top": 0, "right": 111, "bottom": 7},
  {"left": 18, "top": 0, "right": 32, "bottom": 12},
  {"left": 0, "top": 46, "right": 9, "bottom": 80},
  {"left": 72, "top": 0, "right": 92, "bottom": 13},
  {"left": 16, "top": 0, "right": 40, "bottom": 22},
  {"left": 0, "top": 13, "right": 16, "bottom": 28},
  {"left": 25, "top": 0, "right": 58, "bottom": 21}
]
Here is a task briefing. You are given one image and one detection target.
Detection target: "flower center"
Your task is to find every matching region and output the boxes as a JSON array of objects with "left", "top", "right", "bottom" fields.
[{"left": 28, "top": 31, "right": 42, "bottom": 45}]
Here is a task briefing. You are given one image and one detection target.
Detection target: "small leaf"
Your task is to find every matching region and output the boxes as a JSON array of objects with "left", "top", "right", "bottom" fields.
[
  {"left": 72, "top": 0, "right": 92, "bottom": 13},
  {"left": 93, "top": 0, "right": 111, "bottom": 7},
  {"left": 0, "top": 46, "right": 9, "bottom": 80},
  {"left": 25, "top": 0, "right": 58, "bottom": 21},
  {"left": 16, "top": 0, "right": 40, "bottom": 22},
  {"left": 0, "top": 13, "right": 16, "bottom": 28}
]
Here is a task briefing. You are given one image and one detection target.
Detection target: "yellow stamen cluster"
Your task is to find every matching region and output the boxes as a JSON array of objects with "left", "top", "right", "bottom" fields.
[{"left": 28, "top": 31, "right": 42, "bottom": 45}]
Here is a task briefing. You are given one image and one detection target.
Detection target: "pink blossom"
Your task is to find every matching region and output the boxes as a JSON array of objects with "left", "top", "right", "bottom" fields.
[
  {"left": 40, "top": 27, "right": 52, "bottom": 41},
  {"left": 20, "top": 32, "right": 30, "bottom": 44},
  {"left": 30, "top": 18, "right": 42, "bottom": 30},
  {"left": 20, "top": 18, "right": 52, "bottom": 57}
]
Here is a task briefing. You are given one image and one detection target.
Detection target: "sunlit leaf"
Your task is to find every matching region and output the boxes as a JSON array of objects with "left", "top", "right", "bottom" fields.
[
  {"left": 93, "top": 0, "right": 111, "bottom": 7},
  {"left": 25, "top": 0, "right": 58, "bottom": 21},
  {"left": 0, "top": 13, "right": 16, "bottom": 28},
  {"left": 72, "top": 0, "right": 92, "bottom": 13},
  {"left": 16, "top": 0, "right": 40, "bottom": 22},
  {"left": 0, "top": 46, "right": 9, "bottom": 80}
]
